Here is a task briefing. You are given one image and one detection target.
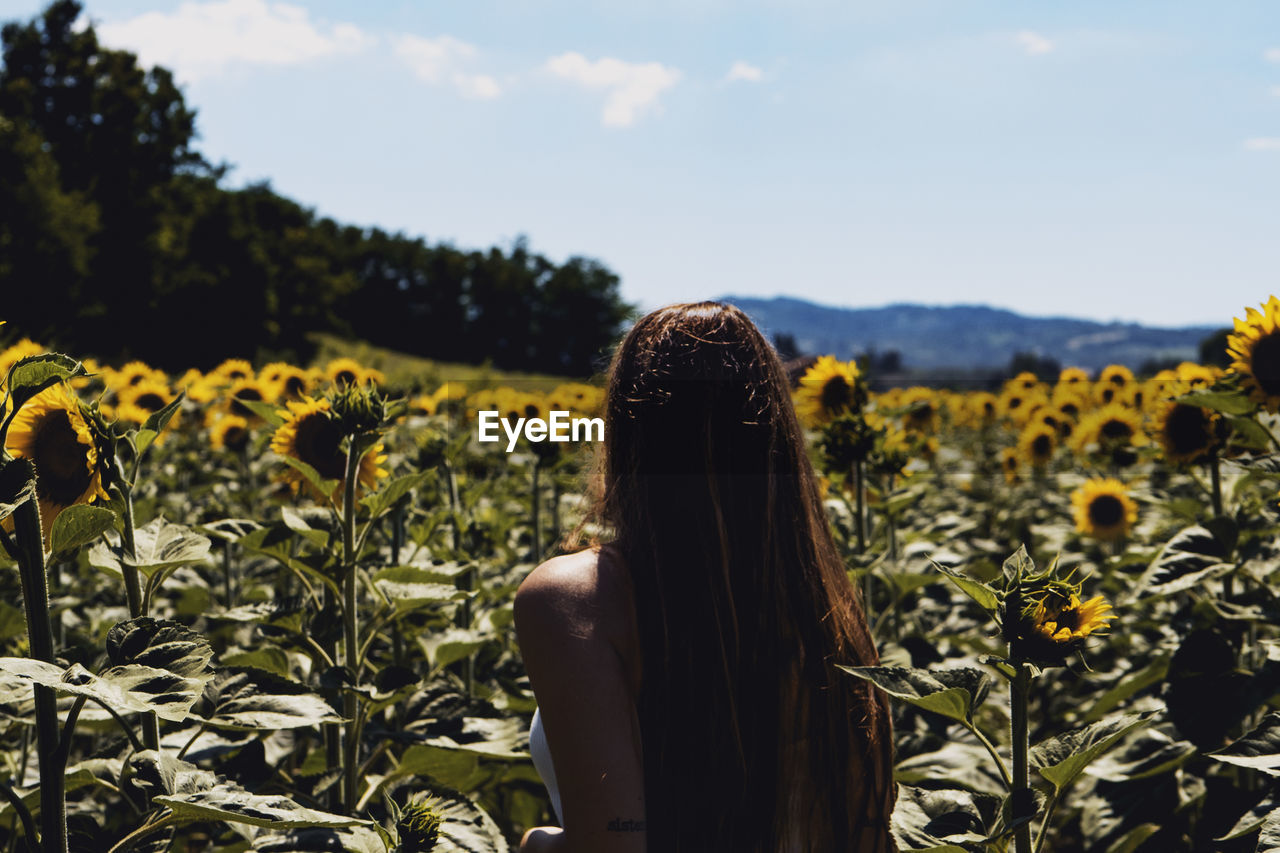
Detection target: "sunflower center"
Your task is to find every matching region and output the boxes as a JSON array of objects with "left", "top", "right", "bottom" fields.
[
  {"left": 134, "top": 392, "right": 166, "bottom": 412},
  {"left": 1049, "top": 606, "right": 1081, "bottom": 633},
  {"left": 1099, "top": 418, "right": 1132, "bottom": 442},
  {"left": 32, "top": 410, "right": 92, "bottom": 507},
  {"left": 293, "top": 412, "right": 347, "bottom": 480},
  {"left": 1166, "top": 405, "right": 1210, "bottom": 456},
  {"left": 335, "top": 370, "right": 358, "bottom": 387},
  {"left": 1031, "top": 434, "right": 1052, "bottom": 458},
  {"left": 285, "top": 376, "right": 307, "bottom": 398},
  {"left": 1087, "top": 494, "right": 1125, "bottom": 529},
  {"left": 231, "top": 388, "right": 264, "bottom": 417},
  {"left": 820, "top": 377, "right": 849, "bottom": 412},
  {"left": 223, "top": 425, "right": 249, "bottom": 452},
  {"left": 1250, "top": 333, "right": 1280, "bottom": 396}
]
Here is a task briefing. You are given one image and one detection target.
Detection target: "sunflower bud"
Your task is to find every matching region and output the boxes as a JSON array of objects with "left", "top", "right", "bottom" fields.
[
  {"left": 328, "top": 384, "right": 385, "bottom": 436},
  {"left": 817, "top": 413, "right": 875, "bottom": 472},
  {"left": 1001, "top": 572, "right": 1113, "bottom": 666},
  {"left": 396, "top": 797, "right": 444, "bottom": 852}
]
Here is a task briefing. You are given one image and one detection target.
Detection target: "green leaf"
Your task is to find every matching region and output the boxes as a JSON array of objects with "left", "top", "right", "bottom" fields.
[
  {"left": 1207, "top": 712, "right": 1280, "bottom": 775},
  {"left": 1030, "top": 712, "right": 1153, "bottom": 795},
  {"left": 837, "top": 666, "right": 991, "bottom": 725},
  {"left": 106, "top": 618, "right": 214, "bottom": 677},
  {"left": 360, "top": 471, "right": 431, "bottom": 519},
  {"left": 1085, "top": 655, "right": 1170, "bottom": 722},
  {"left": 279, "top": 455, "right": 340, "bottom": 502},
  {"left": 1001, "top": 544, "right": 1035, "bottom": 584},
  {"left": 0, "top": 657, "right": 206, "bottom": 722},
  {"left": 49, "top": 504, "right": 116, "bottom": 555},
  {"left": 1259, "top": 808, "right": 1280, "bottom": 852},
  {"left": 240, "top": 398, "right": 287, "bottom": 428},
  {"left": 155, "top": 785, "right": 366, "bottom": 830},
  {"left": 141, "top": 390, "right": 184, "bottom": 435},
  {"left": 201, "top": 670, "right": 344, "bottom": 731},
  {"left": 220, "top": 648, "right": 293, "bottom": 680},
  {"left": 421, "top": 629, "right": 490, "bottom": 671},
  {"left": 1175, "top": 389, "right": 1256, "bottom": 415},
  {"left": 890, "top": 784, "right": 999, "bottom": 851},
  {"left": 3, "top": 353, "right": 83, "bottom": 416},
  {"left": 89, "top": 518, "right": 211, "bottom": 578},
  {"left": 1132, "top": 525, "right": 1233, "bottom": 599},
  {"left": 930, "top": 560, "right": 1000, "bottom": 617},
  {"left": 251, "top": 826, "right": 390, "bottom": 853},
  {"left": 0, "top": 458, "right": 36, "bottom": 523},
  {"left": 432, "top": 792, "right": 512, "bottom": 853},
  {"left": 1217, "top": 790, "right": 1280, "bottom": 841},
  {"left": 374, "top": 565, "right": 474, "bottom": 613},
  {"left": 280, "top": 506, "right": 329, "bottom": 549},
  {"left": 238, "top": 524, "right": 339, "bottom": 595}
]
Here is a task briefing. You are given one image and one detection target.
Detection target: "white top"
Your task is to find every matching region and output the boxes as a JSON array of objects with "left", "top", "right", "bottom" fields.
[{"left": 529, "top": 707, "right": 564, "bottom": 826}]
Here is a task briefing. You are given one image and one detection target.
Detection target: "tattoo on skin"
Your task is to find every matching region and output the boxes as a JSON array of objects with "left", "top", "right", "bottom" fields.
[{"left": 606, "top": 818, "right": 646, "bottom": 832}]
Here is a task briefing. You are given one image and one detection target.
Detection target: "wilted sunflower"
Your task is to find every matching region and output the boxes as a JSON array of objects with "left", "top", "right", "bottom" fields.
[
  {"left": 794, "top": 356, "right": 865, "bottom": 426},
  {"left": 5, "top": 383, "right": 110, "bottom": 543},
  {"left": 210, "top": 415, "right": 252, "bottom": 453},
  {"left": 1071, "top": 478, "right": 1137, "bottom": 541},
  {"left": 1151, "top": 401, "right": 1218, "bottom": 464},
  {"left": 1018, "top": 422, "right": 1057, "bottom": 468},
  {"left": 271, "top": 397, "right": 387, "bottom": 502},
  {"left": 1227, "top": 296, "right": 1280, "bottom": 412}
]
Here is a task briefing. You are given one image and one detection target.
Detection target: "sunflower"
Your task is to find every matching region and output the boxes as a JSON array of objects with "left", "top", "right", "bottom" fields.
[
  {"left": 325, "top": 358, "right": 366, "bottom": 389},
  {"left": 999, "top": 388, "right": 1049, "bottom": 425},
  {"left": 965, "top": 392, "right": 1000, "bottom": 428},
  {"left": 1150, "top": 401, "right": 1218, "bottom": 464},
  {"left": 1003, "top": 575, "right": 1114, "bottom": 664},
  {"left": 225, "top": 378, "right": 278, "bottom": 421},
  {"left": 1028, "top": 591, "right": 1114, "bottom": 647},
  {"left": 115, "top": 378, "right": 179, "bottom": 428},
  {"left": 0, "top": 338, "right": 46, "bottom": 378},
  {"left": 899, "top": 387, "right": 939, "bottom": 434},
  {"left": 1099, "top": 364, "right": 1134, "bottom": 387},
  {"left": 1227, "top": 296, "right": 1280, "bottom": 412},
  {"left": 1071, "top": 478, "right": 1138, "bottom": 541},
  {"left": 1057, "top": 367, "right": 1090, "bottom": 387},
  {"left": 1010, "top": 372, "right": 1043, "bottom": 393},
  {"left": 409, "top": 394, "right": 439, "bottom": 416},
  {"left": 209, "top": 415, "right": 252, "bottom": 453},
  {"left": 5, "top": 383, "right": 109, "bottom": 544},
  {"left": 109, "top": 360, "right": 165, "bottom": 391},
  {"left": 1071, "top": 405, "right": 1145, "bottom": 454},
  {"left": 1018, "top": 422, "right": 1057, "bottom": 468},
  {"left": 270, "top": 365, "right": 313, "bottom": 401},
  {"left": 1001, "top": 447, "right": 1021, "bottom": 484},
  {"left": 212, "top": 359, "right": 255, "bottom": 386},
  {"left": 793, "top": 356, "right": 865, "bottom": 426},
  {"left": 270, "top": 397, "right": 387, "bottom": 503}
]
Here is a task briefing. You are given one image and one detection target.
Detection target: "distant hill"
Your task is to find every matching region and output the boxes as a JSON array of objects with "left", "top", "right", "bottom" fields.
[{"left": 719, "top": 296, "right": 1222, "bottom": 374}]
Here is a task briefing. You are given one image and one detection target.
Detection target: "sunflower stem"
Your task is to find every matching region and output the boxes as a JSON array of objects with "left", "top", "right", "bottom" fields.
[
  {"left": 13, "top": 496, "right": 67, "bottom": 853},
  {"left": 1010, "top": 661, "right": 1033, "bottom": 853},
  {"left": 340, "top": 437, "right": 361, "bottom": 814},
  {"left": 852, "top": 461, "right": 866, "bottom": 553}
]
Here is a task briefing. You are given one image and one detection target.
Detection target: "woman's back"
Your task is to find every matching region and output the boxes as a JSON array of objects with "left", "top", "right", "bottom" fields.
[{"left": 517, "top": 301, "right": 895, "bottom": 852}]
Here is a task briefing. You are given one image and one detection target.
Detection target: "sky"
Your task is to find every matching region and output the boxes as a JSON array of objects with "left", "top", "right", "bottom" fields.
[{"left": 1, "top": 0, "right": 1277, "bottom": 328}]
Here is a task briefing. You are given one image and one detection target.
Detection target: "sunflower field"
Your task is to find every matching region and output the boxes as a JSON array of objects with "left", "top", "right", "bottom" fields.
[{"left": 1, "top": 296, "right": 1280, "bottom": 853}]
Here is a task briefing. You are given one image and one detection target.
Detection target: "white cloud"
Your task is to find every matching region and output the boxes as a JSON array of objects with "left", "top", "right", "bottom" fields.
[
  {"left": 97, "top": 0, "right": 372, "bottom": 82},
  {"left": 1265, "top": 47, "right": 1280, "bottom": 62},
  {"left": 545, "top": 52, "right": 681, "bottom": 127},
  {"left": 1244, "top": 137, "right": 1280, "bottom": 151},
  {"left": 1014, "top": 30, "right": 1054, "bottom": 56},
  {"left": 393, "top": 35, "right": 502, "bottom": 100},
  {"left": 725, "top": 61, "right": 764, "bottom": 83}
]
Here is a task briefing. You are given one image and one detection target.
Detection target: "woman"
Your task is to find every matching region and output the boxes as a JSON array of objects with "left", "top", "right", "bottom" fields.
[{"left": 514, "top": 302, "right": 895, "bottom": 852}]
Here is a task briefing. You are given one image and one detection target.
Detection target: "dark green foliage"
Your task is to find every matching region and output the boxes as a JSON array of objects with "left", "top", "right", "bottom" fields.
[{"left": 0, "top": 2, "right": 631, "bottom": 376}]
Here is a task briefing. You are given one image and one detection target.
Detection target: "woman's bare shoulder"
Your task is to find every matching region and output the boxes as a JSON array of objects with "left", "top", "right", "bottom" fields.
[{"left": 515, "top": 546, "right": 628, "bottom": 634}]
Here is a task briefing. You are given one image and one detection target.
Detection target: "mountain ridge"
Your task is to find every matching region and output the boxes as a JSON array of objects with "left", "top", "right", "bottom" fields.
[{"left": 717, "top": 295, "right": 1222, "bottom": 372}]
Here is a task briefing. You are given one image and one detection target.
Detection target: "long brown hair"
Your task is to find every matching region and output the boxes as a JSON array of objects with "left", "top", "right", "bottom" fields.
[{"left": 573, "top": 301, "right": 895, "bottom": 852}]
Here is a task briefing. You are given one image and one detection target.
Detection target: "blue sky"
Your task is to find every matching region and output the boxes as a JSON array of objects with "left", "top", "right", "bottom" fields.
[{"left": 2, "top": 0, "right": 1277, "bottom": 327}]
